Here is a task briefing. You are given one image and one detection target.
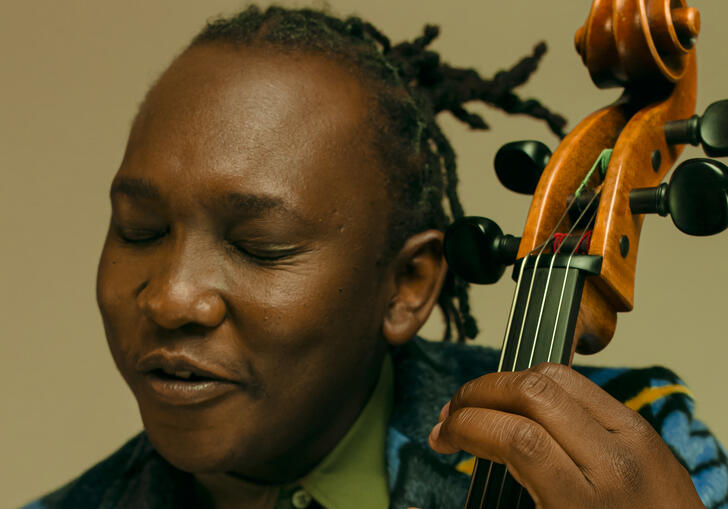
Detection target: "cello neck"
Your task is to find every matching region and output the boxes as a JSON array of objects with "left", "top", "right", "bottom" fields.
[
  {"left": 464, "top": 253, "right": 602, "bottom": 509},
  {"left": 500, "top": 254, "right": 601, "bottom": 372}
]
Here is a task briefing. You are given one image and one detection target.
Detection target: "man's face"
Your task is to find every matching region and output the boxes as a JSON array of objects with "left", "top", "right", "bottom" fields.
[{"left": 97, "top": 44, "right": 394, "bottom": 482}]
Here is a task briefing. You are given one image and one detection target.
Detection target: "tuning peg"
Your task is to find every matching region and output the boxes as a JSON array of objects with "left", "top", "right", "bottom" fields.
[
  {"left": 664, "top": 100, "right": 728, "bottom": 157},
  {"left": 629, "top": 158, "right": 728, "bottom": 236},
  {"left": 494, "top": 141, "right": 552, "bottom": 194},
  {"left": 444, "top": 217, "right": 520, "bottom": 284}
]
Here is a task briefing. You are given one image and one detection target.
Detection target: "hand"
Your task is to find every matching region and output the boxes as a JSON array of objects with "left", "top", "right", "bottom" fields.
[{"left": 428, "top": 363, "right": 704, "bottom": 508}]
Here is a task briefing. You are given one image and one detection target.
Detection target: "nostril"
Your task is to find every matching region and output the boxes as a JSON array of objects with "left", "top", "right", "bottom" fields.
[{"left": 137, "top": 284, "right": 227, "bottom": 330}]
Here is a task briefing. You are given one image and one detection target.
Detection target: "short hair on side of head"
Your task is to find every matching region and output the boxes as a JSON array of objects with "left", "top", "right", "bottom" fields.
[{"left": 190, "top": 5, "right": 567, "bottom": 342}]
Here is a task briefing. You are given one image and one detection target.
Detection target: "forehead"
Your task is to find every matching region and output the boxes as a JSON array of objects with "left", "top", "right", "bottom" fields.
[{"left": 119, "top": 43, "right": 388, "bottom": 222}]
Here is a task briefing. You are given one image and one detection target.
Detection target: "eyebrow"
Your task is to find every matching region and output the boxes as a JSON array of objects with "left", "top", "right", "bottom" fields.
[
  {"left": 219, "top": 192, "right": 286, "bottom": 216},
  {"left": 110, "top": 176, "right": 306, "bottom": 223},
  {"left": 216, "top": 192, "right": 307, "bottom": 224},
  {"left": 110, "top": 177, "right": 160, "bottom": 200}
]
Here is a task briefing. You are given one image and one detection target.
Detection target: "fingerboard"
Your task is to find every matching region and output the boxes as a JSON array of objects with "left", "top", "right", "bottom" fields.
[{"left": 464, "top": 255, "right": 602, "bottom": 509}]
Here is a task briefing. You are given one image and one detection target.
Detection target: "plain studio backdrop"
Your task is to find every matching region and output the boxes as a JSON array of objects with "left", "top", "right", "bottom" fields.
[{"left": 2, "top": 1, "right": 727, "bottom": 506}]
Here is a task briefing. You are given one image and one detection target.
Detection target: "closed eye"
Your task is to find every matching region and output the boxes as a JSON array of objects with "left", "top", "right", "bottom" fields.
[
  {"left": 229, "top": 242, "right": 307, "bottom": 264},
  {"left": 116, "top": 226, "right": 168, "bottom": 244}
]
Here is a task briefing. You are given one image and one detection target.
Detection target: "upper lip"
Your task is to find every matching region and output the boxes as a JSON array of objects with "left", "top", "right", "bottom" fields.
[{"left": 137, "top": 350, "right": 237, "bottom": 383}]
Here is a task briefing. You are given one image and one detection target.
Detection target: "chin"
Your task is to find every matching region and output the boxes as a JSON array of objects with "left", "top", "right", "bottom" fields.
[
  {"left": 143, "top": 418, "right": 251, "bottom": 473},
  {"left": 137, "top": 402, "right": 264, "bottom": 475}
]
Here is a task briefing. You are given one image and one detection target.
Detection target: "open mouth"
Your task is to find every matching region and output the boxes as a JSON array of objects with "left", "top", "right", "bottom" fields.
[
  {"left": 143, "top": 366, "right": 239, "bottom": 406},
  {"left": 150, "top": 368, "right": 218, "bottom": 382}
]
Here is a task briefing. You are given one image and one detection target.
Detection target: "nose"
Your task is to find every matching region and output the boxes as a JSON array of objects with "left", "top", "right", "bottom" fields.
[{"left": 137, "top": 241, "right": 227, "bottom": 330}]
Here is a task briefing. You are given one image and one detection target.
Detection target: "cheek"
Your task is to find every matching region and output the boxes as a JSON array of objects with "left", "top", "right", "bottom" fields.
[
  {"left": 230, "top": 253, "right": 385, "bottom": 355},
  {"left": 221, "top": 249, "right": 388, "bottom": 416},
  {"left": 96, "top": 241, "right": 144, "bottom": 367},
  {"left": 219, "top": 259, "right": 387, "bottom": 458}
]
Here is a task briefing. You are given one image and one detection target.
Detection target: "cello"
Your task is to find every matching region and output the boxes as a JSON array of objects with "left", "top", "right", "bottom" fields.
[{"left": 442, "top": 0, "right": 728, "bottom": 506}]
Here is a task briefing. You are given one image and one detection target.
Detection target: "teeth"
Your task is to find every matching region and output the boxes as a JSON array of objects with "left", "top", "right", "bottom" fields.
[{"left": 175, "top": 371, "right": 192, "bottom": 379}]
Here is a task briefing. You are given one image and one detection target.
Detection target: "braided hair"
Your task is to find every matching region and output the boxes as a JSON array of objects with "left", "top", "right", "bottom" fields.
[{"left": 190, "top": 5, "right": 566, "bottom": 342}]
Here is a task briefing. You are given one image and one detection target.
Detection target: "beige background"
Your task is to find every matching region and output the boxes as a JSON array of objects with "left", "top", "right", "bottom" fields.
[{"left": 3, "top": 0, "right": 727, "bottom": 506}]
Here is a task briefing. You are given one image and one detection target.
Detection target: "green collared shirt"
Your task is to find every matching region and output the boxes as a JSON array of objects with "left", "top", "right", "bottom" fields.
[{"left": 276, "top": 354, "right": 394, "bottom": 509}]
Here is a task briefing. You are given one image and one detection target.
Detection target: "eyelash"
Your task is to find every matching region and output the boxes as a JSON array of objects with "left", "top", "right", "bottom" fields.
[
  {"left": 228, "top": 242, "right": 299, "bottom": 264},
  {"left": 116, "top": 225, "right": 301, "bottom": 265},
  {"left": 117, "top": 227, "right": 167, "bottom": 245}
]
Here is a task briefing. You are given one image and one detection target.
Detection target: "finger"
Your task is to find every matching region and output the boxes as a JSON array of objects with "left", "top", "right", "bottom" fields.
[
  {"left": 439, "top": 401, "right": 450, "bottom": 422},
  {"left": 528, "top": 362, "right": 647, "bottom": 431},
  {"left": 432, "top": 406, "right": 588, "bottom": 506},
  {"left": 446, "top": 367, "right": 614, "bottom": 470},
  {"left": 429, "top": 420, "right": 459, "bottom": 454}
]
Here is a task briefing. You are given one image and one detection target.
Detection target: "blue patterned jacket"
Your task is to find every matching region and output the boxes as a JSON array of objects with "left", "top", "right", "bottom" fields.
[{"left": 23, "top": 338, "right": 728, "bottom": 508}]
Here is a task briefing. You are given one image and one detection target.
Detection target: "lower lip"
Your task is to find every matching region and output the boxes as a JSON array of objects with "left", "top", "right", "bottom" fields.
[{"left": 143, "top": 373, "right": 239, "bottom": 406}]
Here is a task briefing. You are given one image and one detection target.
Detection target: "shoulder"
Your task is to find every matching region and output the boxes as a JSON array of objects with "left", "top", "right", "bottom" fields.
[
  {"left": 389, "top": 337, "right": 500, "bottom": 439},
  {"left": 391, "top": 336, "right": 500, "bottom": 387},
  {"left": 574, "top": 363, "right": 701, "bottom": 434},
  {"left": 21, "top": 432, "right": 202, "bottom": 509},
  {"left": 574, "top": 363, "right": 728, "bottom": 508},
  {"left": 21, "top": 433, "right": 148, "bottom": 509}
]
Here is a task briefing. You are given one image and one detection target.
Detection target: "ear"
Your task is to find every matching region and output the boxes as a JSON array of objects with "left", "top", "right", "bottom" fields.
[{"left": 382, "top": 230, "right": 447, "bottom": 346}]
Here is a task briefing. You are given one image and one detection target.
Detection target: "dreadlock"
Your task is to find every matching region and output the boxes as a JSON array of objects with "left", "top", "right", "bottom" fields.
[{"left": 191, "top": 5, "right": 567, "bottom": 342}]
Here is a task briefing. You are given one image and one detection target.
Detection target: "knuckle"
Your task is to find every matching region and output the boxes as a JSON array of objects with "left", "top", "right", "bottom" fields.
[
  {"left": 451, "top": 382, "right": 472, "bottom": 411},
  {"left": 507, "top": 420, "right": 548, "bottom": 461},
  {"left": 620, "top": 410, "right": 667, "bottom": 458},
  {"left": 625, "top": 409, "right": 655, "bottom": 438},
  {"left": 532, "top": 361, "right": 570, "bottom": 380},
  {"left": 451, "top": 375, "right": 489, "bottom": 410},
  {"left": 443, "top": 407, "right": 479, "bottom": 445},
  {"left": 605, "top": 447, "right": 644, "bottom": 494},
  {"left": 516, "top": 370, "right": 558, "bottom": 406}
]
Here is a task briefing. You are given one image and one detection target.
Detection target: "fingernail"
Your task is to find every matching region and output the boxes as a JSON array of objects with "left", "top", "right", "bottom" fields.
[
  {"left": 439, "top": 401, "right": 450, "bottom": 421},
  {"left": 430, "top": 422, "right": 442, "bottom": 442}
]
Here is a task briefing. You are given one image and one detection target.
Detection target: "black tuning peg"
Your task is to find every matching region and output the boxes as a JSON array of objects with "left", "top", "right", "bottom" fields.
[
  {"left": 629, "top": 158, "right": 728, "bottom": 236},
  {"left": 444, "top": 217, "right": 520, "bottom": 284},
  {"left": 664, "top": 100, "right": 728, "bottom": 157},
  {"left": 494, "top": 140, "right": 552, "bottom": 195}
]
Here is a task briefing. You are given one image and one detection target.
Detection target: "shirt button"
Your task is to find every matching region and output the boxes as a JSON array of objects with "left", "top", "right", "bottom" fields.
[{"left": 291, "top": 489, "right": 313, "bottom": 508}]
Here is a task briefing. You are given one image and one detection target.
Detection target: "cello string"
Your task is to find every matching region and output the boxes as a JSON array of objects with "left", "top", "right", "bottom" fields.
[
  {"left": 473, "top": 248, "right": 539, "bottom": 509},
  {"left": 508, "top": 248, "right": 546, "bottom": 372},
  {"left": 539, "top": 151, "right": 608, "bottom": 363},
  {"left": 514, "top": 202, "right": 599, "bottom": 509},
  {"left": 494, "top": 466, "right": 508, "bottom": 508},
  {"left": 526, "top": 252, "right": 559, "bottom": 367},
  {"left": 509, "top": 189, "right": 590, "bottom": 374},
  {"left": 492, "top": 248, "right": 545, "bottom": 509},
  {"left": 509, "top": 205, "right": 599, "bottom": 509},
  {"left": 496, "top": 251, "right": 531, "bottom": 371},
  {"left": 546, "top": 198, "right": 599, "bottom": 364},
  {"left": 473, "top": 241, "right": 552, "bottom": 508},
  {"left": 482, "top": 250, "right": 555, "bottom": 509},
  {"left": 528, "top": 190, "right": 601, "bottom": 368},
  {"left": 515, "top": 483, "right": 524, "bottom": 509},
  {"left": 474, "top": 461, "right": 494, "bottom": 509},
  {"left": 483, "top": 200, "right": 586, "bottom": 509},
  {"left": 474, "top": 130, "right": 609, "bottom": 509},
  {"left": 477, "top": 251, "right": 543, "bottom": 509}
]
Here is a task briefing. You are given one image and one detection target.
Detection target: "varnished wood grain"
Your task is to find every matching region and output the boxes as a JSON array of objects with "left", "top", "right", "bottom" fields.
[{"left": 518, "top": 0, "right": 698, "bottom": 354}]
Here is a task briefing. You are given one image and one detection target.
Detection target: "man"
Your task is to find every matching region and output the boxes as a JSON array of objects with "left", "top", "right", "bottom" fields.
[{"left": 24, "top": 6, "right": 728, "bottom": 508}]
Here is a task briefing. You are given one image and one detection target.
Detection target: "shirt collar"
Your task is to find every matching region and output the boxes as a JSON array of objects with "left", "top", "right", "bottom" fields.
[{"left": 298, "top": 353, "right": 394, "bottom": 509}]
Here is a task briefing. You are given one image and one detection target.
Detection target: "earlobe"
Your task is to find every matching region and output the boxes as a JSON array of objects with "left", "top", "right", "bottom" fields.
[{"left": 382, "top": 230, "right": 447, "bottom": 346}]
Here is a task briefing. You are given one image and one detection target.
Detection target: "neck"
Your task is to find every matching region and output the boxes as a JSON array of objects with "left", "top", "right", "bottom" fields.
[{"left": 194, "top": 472, "right": 279, "bottom": 509}]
